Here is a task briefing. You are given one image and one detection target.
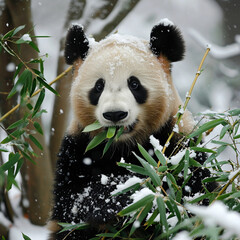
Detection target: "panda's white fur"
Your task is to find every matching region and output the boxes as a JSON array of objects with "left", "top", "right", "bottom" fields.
[{"left": 69, "top": 34, "right": 195, "bottom": 143}]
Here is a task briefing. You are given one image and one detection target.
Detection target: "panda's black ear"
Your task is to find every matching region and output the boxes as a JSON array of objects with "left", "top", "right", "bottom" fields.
[
  {"left": 150, "top": 19, "right": 185, "bottom": 62},
  {"left": 65, "top": 25, "right": 89, "bottom": 65}
]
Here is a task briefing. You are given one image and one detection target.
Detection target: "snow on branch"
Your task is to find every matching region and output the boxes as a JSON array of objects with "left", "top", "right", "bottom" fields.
[{"left": 189, "top": 29, "right": 240, "bottom": 59}]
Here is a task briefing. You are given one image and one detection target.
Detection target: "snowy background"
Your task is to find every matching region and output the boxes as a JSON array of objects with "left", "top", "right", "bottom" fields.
[{"left": 3, "top": 0, "right": 240, "bottom": 239}]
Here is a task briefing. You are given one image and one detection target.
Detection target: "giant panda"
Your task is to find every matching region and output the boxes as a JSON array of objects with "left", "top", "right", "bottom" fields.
[{"left": 48, "top": 19, "right": 216, "bottom": 239}]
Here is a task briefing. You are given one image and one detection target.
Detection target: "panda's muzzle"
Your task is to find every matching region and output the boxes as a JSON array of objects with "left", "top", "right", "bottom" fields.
[{"left": 103, "top": 111, "right": 128, "bottom": 123}]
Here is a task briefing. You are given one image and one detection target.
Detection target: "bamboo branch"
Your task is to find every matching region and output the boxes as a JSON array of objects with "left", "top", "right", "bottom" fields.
[
  {"left": 0, "top": 66, "right": 72, "bottom": 123},
  {"left": 212, "top": 170, "right": 240, "bottom": 204},
  {"left": 160, "top": 47, "right": 210, "bottom": 161}
]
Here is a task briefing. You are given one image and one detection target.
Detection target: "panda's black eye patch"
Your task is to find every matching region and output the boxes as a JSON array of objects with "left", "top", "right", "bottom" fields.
[
  {"left": 95, "top": 78, "right": 105, "bottom": 93},
  {"left": 128, "top": 76, "right": 140, "bottom": 90},
  {"left": 128, "top": 76, "right": 148, "bottom": 104},
  {"left": 89, "top": 78, "right": 105, "bottom": 105}
]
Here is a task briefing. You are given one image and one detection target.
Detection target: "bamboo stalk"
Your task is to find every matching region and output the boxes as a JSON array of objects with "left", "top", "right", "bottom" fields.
[{"left": 160, "top": 47, "right": 210, "bottom": 160}]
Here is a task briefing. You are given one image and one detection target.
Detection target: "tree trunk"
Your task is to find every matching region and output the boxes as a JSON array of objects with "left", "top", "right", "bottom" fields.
[
  {"left": 49, "top": 0, "right": 140, "bottom": 170},
  {"left": 1, "top": 0, "right": 53, "bottom": 226}
]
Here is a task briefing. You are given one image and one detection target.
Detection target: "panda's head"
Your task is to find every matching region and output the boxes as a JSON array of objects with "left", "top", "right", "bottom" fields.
[{"left": 66, "top": 20, "right": 194, "bottom": 143}]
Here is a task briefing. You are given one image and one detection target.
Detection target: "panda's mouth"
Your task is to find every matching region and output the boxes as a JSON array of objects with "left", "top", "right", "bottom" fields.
[{"left": 105, "top": 121, "right": 138, "bottom": 134}]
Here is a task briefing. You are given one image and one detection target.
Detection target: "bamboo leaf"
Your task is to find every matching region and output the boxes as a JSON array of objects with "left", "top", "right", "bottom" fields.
[
  {"left": 8, "top": 69, "right": 32, "bottom": 99},
  {"left": 102, "top": 136, "right": 114, "bottom": 156},
  {"left": 82, "top": 121, "right": 102, "bottom": 132},
  {"left": 107, "top": 126, "right": 116, "bottom": 138},
  {"left": 115, "top": 126, "right": 124, "bottom": 140},
  {"left": 2, "top": 25, "right": 25, "bottom": 39},
  {"left": 111, "top": 183, "right": 141, "bottom": 197},
  {"left": 118, "top": 194, "right": 154, "bottom": 216},
  {"left": 29, "top": 41, "right": 40, "bottom": 52},
  {"left": 155, "top": 150, "right": 167, "bottom": 165},
  {"left": 85, "top": 131, "right": 106, "bottom": 152},
  {"left": 7, "top": 119, "right": 28, "bottom": 130},
  {"left": 133, "top": 152, "right": 161, "bottom": 187},
  {"left": 22, "top": 233, "right": 31, "bottom": 240},
  {"left": 156, "top": 196, "right": 168, "bottom": 231},
  {"left": 183, "top": 150, "right": 190, "bottom": 180},
  {"left": 220, "top": 124, "right": 231, "bottom": 139},
  {"left": 117, "top": 162, "right": 147, "bottom": 175},
  {"left": 33, "top": 121, "right": 43, "bottom": 135},
  {"left": 37, "top": 76, "right": 59, "bottom": 96},
  {"left": 190, "top": 146, "right": 216, "bottom": 154},
  {"left": 130, "top": 201, "right": 153, "bottom": 236},
  {"left": 138, "top": 143, "right": 158, "bottom": 167},
  {"left": 188, "top": 119, "right": 227, "bottom": 138},
  {"left": 58, "top": 222, "right": 89, "bottom": 233},
  {"left": 0, "top": 153, "right": 20, "bottom": 172},
  {"left": 29, "top": 135, "right": 43, "bottom": 150},
  {"left": 32, "top": 89, "right": 45, "bottom": 117}
]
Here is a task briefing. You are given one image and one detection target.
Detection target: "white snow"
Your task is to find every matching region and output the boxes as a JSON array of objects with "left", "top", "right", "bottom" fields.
[
  {"left": 149, "top": 135, "right": 163, "bottom": 152},
  {"left": 6, "top": 62, "right": 16, "bottom": 72},
  {"left": 111, "top": 176, "right": 142, "bottom": 195},
  {"left": 100, "top": 174, "right": 109, "bottom": 185},
  {"left": 169, "top": 149, "right": 186, "bottom": 165},
  {"left": 158, "top": 18, "right": 174, "bottom": 26},
  {"left": 131, "top": 188, "right": 154, "bottom": 204},
  {"left": 172, "top": 231, "right": 191, "bottom": 240},
  {"left": 21, "top": 34, "right": 32, "bottom": 42},
  {"left": 187, "top": 201, "right": 240, "bottom": 238},
  {"left": 83, "top": 157, "right": 92, "bottom": 165},
  {"left": 9, "top": 217, "right": 49, "bottom": 240}
]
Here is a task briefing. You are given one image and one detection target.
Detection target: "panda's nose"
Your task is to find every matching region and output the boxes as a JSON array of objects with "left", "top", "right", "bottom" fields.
[{"left": 103, "top": 111, "right": 128, "bottom": 122}]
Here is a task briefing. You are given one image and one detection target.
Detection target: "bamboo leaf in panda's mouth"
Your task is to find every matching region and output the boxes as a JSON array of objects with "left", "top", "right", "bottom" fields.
[
  {"left": 82, "top": 121, "right": 102, "bottom": 132},
  {"left": 83, "top": 121, "right": 124, "bottom": 155},
  {"left": 107, "top": 126, "right": 116, "bottom": 138},
  {"left": 85, "top": 131, "right": 107, "bottom": 153}
]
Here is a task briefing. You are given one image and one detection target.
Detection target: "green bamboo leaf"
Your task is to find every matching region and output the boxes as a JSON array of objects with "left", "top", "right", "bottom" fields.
[
  {"left": 29, "top": 135, "right": 43, "bottom": 150},
  {"left": 107, "top": 126, "right": 116, "bottom": 138},
  {"left": 85, "top": 131, "right": 106, "bottom": 152},
  {"left": 228, "top": 108, "right": 240, "bottom": 116},
  {"left": 8, "top": 69, "right": 32, "bottom": 99},
  {"left": 190, "top": 146, "right": 216, "bottom": 154},
  {"left": 115, "top": 126, "right": 124, "bottom": 140},
  {"left": 7, "top": 119, "right": 27, "bottom": 130},
  {"left": 156, "top": 196, "right": 168, "bottom": 231},
  {"left": 0, "top": 153, "right": 20, "bottom": 172},
  {"left": 29, "top": 41, "right": 40, "bottom": 52},
  {"left": 145, "top": 208, "right": 159, "bottom": 227},
  {"left": 22, "top": 233, "right": 31, "bottom": 240},
  {"left": 117, "top": 162, "right": 147, "bottom": 176},
  {"left": 158, "top": 166, "right": 167, "bottom": 172},
  {"left": 2, "top": 25, "right": 25, "bottom": 39},
  {"left": 183, "top": 150, "right": 190, "bottom": 180},
  {"left": 58, "top": 222, "right": 89, "bottom": 233},
  {"left": 82, "top": 121, "right": 102, "bottom": 132},
  {"left": 112, "top": 183, "right": 141, "bottom": 197},
  {"left": 130, "top": 201, "right": 153, "bottom": 236},
  {"left": 189, "top": 192, "right": 212, "bottom": 204},
  {"left": 118, "top": 194, "right": 154, "bottom": 216},
  {"left": 32, "top": 89, "right": 45, "bottom": 117},
  {"left": 138, "top": 143, "right": 158, "bottom": 167},
  {"left": 188, "top": 119, "right": 227, "bottom": 138},
  {"left": 37, "top": 76, "right": 59, "bottom": 96},
  {"left": 220, "top": 124, "right": 232, "bottom": 139},
  {"left": 33, "top": 121, "right": 43, "bottom": 135},
  {"left": 0, "top": 147, "right": 8, "bottom": 152},
  {"left": 155, "top": 150, "right": 167, "bottom": 165},
  {"left": 102, "top": 137, "right": 114, "bottom": 156},
  {"left": 133, "top": 153, "right": 161, "bottom": 187},
  {"left": 169, "top": 197, "right": 181, "bottom": 222}
]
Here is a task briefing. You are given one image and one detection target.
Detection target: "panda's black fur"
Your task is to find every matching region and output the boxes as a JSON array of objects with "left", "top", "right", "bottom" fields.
[{"left": 48, "top": 21, "right": 217, "bottom": 239}]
